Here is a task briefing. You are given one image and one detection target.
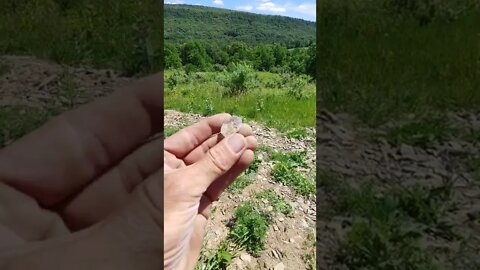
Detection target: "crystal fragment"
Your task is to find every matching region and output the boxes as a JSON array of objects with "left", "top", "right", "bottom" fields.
[{"left": 220, "top": 116, "right": 242, "bottom": 137}]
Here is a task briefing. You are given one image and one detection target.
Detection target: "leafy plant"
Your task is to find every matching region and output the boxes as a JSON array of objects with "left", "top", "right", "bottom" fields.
[
  {"left": 195, "top": 241, "right": 237, "bottom": 270},
  {"left": 337, "top": 220, "right": 436, "bottom": 270},
  {"left": 223, "top": 62, "right": 257, "bottom": 96},
  {"left": 202, "top": 98, "right": 214, "bottom": 116},
  {"left": 229, "top": 202, "right": 269, "bottom": 256},
  {"left": 272, "top": 162, "right": 314, "bottom": 196},
  {"left": 286, "top": 128, "right": 308, "bottom": 139},
  {"left": 384, "top": 117, "right": 456, "bottom": 147},
  {"left": 245, "top": 153, "right": 261, "bottom": 175},
  {"left": 0, "top": 106, "right": 57, "bottom": 147},
  {"left": 286, "top": 74, "right": 310, "bottom": 100},
  {"left": 166, "top": 69, "right": 188, "bottom": 88},
  {"left": 228, "top": 173, "right": 254, "bottom": 193},
  {"left": 164, "top": 125, "right": 182, "bottom": 138},
  {"left": 272, "top": 150, "right": 307, "bottom": 168},
  {"left": 256, "top": 189, "right": 293, "bottom": 217}
]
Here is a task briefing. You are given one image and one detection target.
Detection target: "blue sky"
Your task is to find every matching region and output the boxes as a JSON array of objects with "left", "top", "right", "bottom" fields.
[{"left": 164, "top": 0, "right": 316, "bottom": 21}]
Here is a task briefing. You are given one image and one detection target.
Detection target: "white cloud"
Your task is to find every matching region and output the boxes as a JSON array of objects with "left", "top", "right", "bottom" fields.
[
  {"left": 165, "top": 0, "right": 183, "bottom": 4},
  {"left": 292, "top": 3, "right": 316, "bottom": 18},
  {"left": 236, "top": 5, "right": 254, "bottom": 11},
  {"left": 213, "top": 0, "right": 224, "bottom": 5},
  {"left": 256, "top": 1, "right": 286, "bottom": 13}
]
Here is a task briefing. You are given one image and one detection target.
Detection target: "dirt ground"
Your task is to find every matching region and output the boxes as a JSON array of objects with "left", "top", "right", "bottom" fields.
[
  {"left": 165, "top": 110, "right": 316, "bottom": 270},
  {"left": 317, "top": 110, "right": 480, "bottom": 269}
]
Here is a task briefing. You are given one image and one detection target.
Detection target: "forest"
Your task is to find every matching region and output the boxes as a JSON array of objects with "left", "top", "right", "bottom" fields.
[
  {"left": 165, "top": 4, "right": 316, "bottom": 48},
  {"left": 165, "top": 41, "right": 316, "bottom": 77}
]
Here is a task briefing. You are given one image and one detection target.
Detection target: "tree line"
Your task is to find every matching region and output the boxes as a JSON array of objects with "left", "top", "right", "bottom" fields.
[{"left": 165, "top": 41, "right": 316, "bottom": 78}]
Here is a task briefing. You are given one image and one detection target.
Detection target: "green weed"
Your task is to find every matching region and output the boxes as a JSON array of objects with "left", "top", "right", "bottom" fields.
[
  {"left": 272, "top": 150, "right": 307, "bottom": 168},
  {"left": 257, "top": 144, "right": 274, "bottom": 156},
  {"left": 223, "top": 62, "right": 257, "bottom": 96},
  {"left": 195, "top": 241, "right": 237, "bottom": 270},
  {"left": 0, "top": 106, "right": 57, "bottom": 147},
  {"left": 337, "top": 182, "right": 455, "bottom": 238},
  {"left": 245, "top": 154, "right": 261, "bottom": 175},
  {"left": 304, "top": 230, "right": 317, "bottom": 270},
  {"left": 326, "top": 178, "right": 457, "bottom": 269},
  {"left": 229, "top": 202, "right": 269, "bottom": 256},
  {"left": 383, "top": 117, "right": 456, "bottom": 147},
  {"left": 337, "top": 219, "right": 436, "bottom": 270},
  {"left": 272, "top": 162, "right": 314, "bottom": 196},
  {"left": 286, "top": 128, "right": 308, "bottom": 139},
  {"left": 255, "top": 189, "right": 293, "bottom": 217},
  {"left": 164, "top": 126, "right": 182, "bottom": 138},
  {"left": 228, "top": 173, "right": 254, "bottom": 193}
]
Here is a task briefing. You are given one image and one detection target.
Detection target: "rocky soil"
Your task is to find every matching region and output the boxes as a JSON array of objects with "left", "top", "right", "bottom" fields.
[
  {"left": 165, "top": 110, "right": 317, "bottom": 270},
  {"left": 317, "top": 109, "right": 480, "bottom": 269},
  {"left": 0, "top": 55, "right": 133, "bottom": 109}
]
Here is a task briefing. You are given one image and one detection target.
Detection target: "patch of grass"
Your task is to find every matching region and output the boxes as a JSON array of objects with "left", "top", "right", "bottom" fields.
[
  {"left": 331, "top": 180, "right": 457, "bottom": 270},
  {"left": 57, "top": 71, "right": 81, "bottom": 109},
  {"left": 271, "top": 150, "right": 307, "bottom": 168},
  {"left": 337, "top": 219, "right": 436, "bottom": 270},
  {"left": 286, "top": 128, "right": 308, "bottom": 139},
  {"left": 304, "top": 230, "right": 316, "bottom": 270},
  {"left": 255, "top": 189, "right": 293, "bottom": 217},
  {"left": 164, "top": 125, "right": 182, "bottom": 138},
  {"left": 318, "top": 1, "right": 480, "bottom": 126},
  {"left": 337, "top": 182, "right": 455, "bottom": 238},
  {"left": 245, "top": 154, "right": 261, "bottom": 175},
  {"left": 272, "top": 162, "right": 315, "bottom": 196},
  {"left": 257, "top": 144, "right": 274, "bottom": 156},
  {"left": 0, "top": 106, "right": 58, "bottom": 147},
  {"left": 0, "top": 1, "right": 162, "bottom": 76},
  {"left": 383, "top": 117, "right": 456, "bottom": 147},
  {"left": 195, "top": 241, "right": 237, "bottom": 270},
  {"left": 228, "top": 202, "right": 269, "bottom": 256},
  {"left": 164, "top": 71, "right": 315, "bottom": 131},
  {"left": 228, "top": 173, "right": 254, "bottom": 193}
]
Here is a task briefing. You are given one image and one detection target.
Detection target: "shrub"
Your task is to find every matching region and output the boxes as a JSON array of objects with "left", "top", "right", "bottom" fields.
[
  {"left": 223, "top": 62, "right": 257, "bottom": 96},
  {"left": 229, "top": 202, "right": 269, "bottom": 256}
]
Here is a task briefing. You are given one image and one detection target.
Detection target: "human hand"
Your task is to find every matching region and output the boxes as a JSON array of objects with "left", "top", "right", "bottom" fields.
[
  {"left": 164, "top": 114, "right": 257, "bottom": 270},
  {"left": 0, "top": 73, "right": 165, "bottom": 269}
]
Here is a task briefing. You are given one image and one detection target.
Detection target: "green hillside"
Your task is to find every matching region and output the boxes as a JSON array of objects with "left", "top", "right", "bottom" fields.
[{"left": 165, "top": 4, "right": 316, "bottom": 47}]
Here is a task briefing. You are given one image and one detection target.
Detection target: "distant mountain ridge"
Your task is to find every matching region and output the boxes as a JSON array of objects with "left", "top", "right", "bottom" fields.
[{"left": 164, "top": 4, "right": 316, "bottom": 48}]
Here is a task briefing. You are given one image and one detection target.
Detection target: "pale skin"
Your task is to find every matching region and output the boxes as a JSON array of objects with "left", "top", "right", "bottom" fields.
[{"left": 0, "top": 72, "right": 256, "bottom": 270}]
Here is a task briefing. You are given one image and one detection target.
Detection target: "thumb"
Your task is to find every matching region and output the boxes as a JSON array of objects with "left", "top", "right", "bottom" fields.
[{"left": 190, "top": 133, "right": 247, "bottom": 189}]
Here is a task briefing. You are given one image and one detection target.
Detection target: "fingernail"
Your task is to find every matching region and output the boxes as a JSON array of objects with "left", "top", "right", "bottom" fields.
[{"left": 227, "top": 134, "right": 245, "bottom": 153}]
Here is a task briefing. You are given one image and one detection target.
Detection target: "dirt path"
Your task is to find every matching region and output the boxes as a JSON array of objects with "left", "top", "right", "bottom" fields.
[{"left": 165, "top": 110, "right": 317, "bottom": 270}]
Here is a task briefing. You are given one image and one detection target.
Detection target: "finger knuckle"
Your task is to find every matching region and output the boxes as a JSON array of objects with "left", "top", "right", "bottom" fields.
[{"left": 207, "top": 146, "right": 230, "bottom": 174}]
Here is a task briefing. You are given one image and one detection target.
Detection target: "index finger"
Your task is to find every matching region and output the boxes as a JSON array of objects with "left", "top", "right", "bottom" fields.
[{"left": 164, "top": 113, "right": 230, "bottom": 158}]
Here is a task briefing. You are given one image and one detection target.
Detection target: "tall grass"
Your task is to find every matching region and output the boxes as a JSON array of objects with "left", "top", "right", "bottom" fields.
[
  {"left": 318, "top": 0, "right": 480, "bottom": 126},
  {"left": 164, "top": 70, "right": 315, "bottom": 131},
  {"left": 0, "top": 0, "right": 163, "bottom": 75}
]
